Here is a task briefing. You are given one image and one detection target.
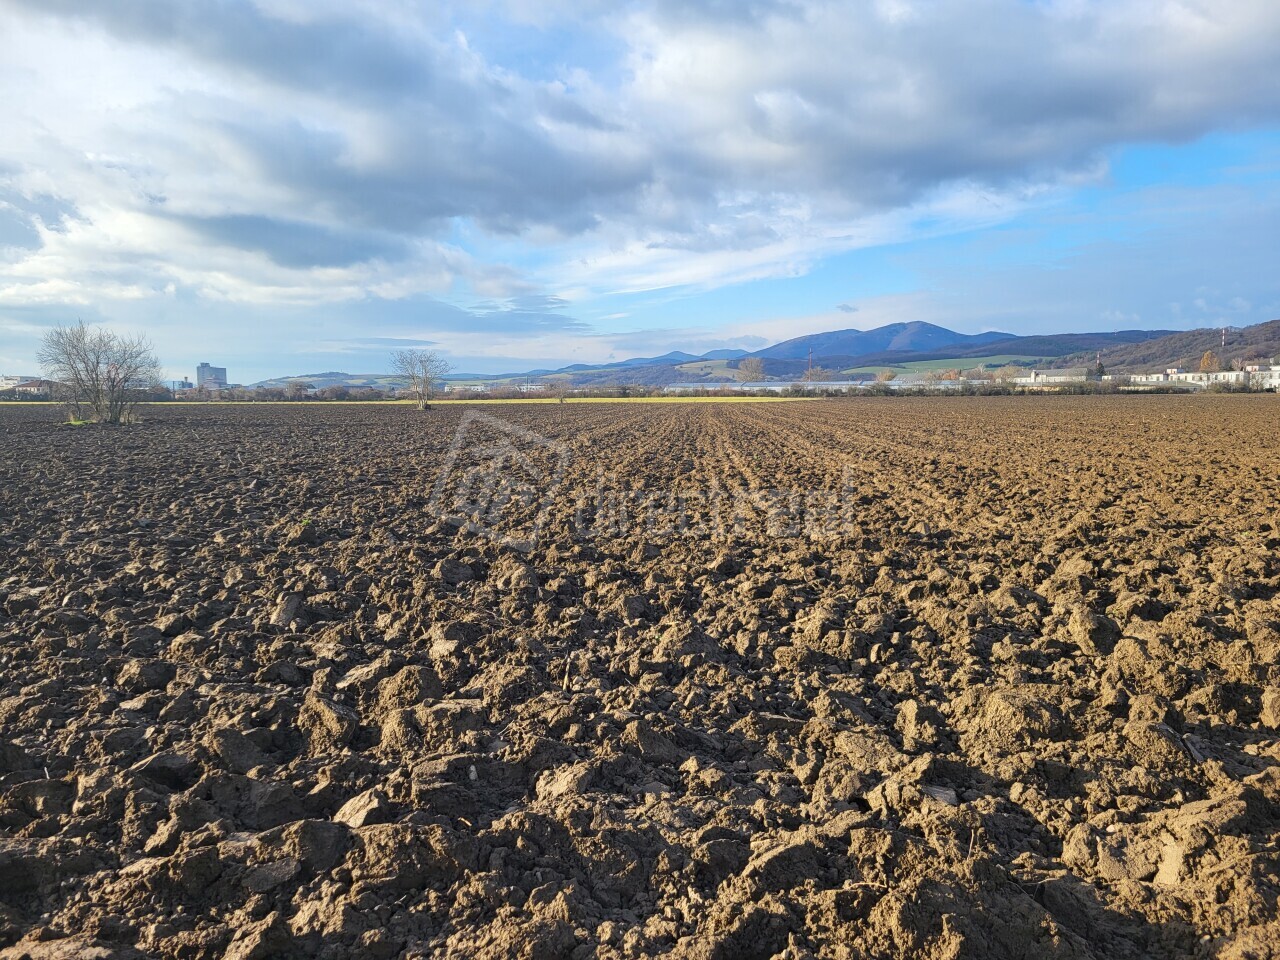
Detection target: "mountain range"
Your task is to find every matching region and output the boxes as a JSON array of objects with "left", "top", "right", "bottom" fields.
[
  {"left": 1063, "top": 319, "right": 1280, "bottom": 372},
  {"left": 754, "top": 324, "right": 1013, "bottom": 360},
  {"left": 252, "top": 319, "right": 1280, "bottom": 389}
]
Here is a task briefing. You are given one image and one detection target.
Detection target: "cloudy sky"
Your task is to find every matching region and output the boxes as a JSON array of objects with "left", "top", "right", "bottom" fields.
[{"left": 1, "top": 0, "right": 1279, "bottom": 382}]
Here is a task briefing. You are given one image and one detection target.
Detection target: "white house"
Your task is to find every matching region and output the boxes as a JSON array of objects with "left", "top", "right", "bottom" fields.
[
  {"left": 1166, "top": 370, "right": 1247, "bottom": 388},
  {"left": 1011, "top": 368, "right": 1091, "bottom": 386},
  {"left": 1245, "top": 366, "right": 1280, "bottom": 390},
  {"left": 13, "top": 379, "right": 58, "bottom": 397}
]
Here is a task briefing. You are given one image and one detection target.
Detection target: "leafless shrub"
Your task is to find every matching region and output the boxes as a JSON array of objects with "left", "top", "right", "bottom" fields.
[
  {"left": 37, "top": 320, "right": 162, "bottom": 424},
  {"left": 803, "top": 366, "right": 837, "bottom": 382},
  {"left": 390, "top": 349, "right": 453, "bottom": 410}
]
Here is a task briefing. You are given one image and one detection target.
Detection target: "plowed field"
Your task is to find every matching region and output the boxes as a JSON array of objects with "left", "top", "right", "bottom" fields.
[{"left": 1, "top": 396, "right": 1278, "bottom": 959}]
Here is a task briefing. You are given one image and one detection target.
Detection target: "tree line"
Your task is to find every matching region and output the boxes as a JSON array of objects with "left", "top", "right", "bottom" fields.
[{"left": 22, "top": 321, "right": 462, "bottom": 423}]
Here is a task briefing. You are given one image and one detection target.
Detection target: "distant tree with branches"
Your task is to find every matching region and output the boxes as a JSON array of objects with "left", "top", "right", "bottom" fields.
[
  {"left": 992, "top": 364, "right": 1027, "bottom": 382},
  {"left": 875, "top": 369, "right": 897, "bottom": 383},
  {"left": 37, "top": 320, "right": 162, "bottom": 424},
  {"left": 738, "top": 357, "right": 766, "bottom": 381},
  {"left": 284, "top": 380, "right": 313, "bottom": 401},
  {"left": 803, "top": 366, "right": 837, "bottom": 382},
  {"left": 547, "top": 379, "right": 573, "bottom": 403},
  {"left": 390, "top": 349, "right": 453, "bottom": 410},
  {"left": 1199, "top": 350, "right": 1221, "bottom": 373}
]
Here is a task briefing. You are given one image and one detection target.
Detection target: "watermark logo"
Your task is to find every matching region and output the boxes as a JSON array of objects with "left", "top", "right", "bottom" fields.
[
  {"left": 430, "top": 411, "right": 861, "bottom": 548},
  {"left": 572, "top": 472, "right": 859, "bottom": 543},
  {"left": 428, "top": 409, "right": 571, "bottom": 552}
]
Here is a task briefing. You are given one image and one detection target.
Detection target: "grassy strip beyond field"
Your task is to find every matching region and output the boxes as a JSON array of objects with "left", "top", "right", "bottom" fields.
[{"left": 839, "top": 354, "right": 1044, "bottom": 375}]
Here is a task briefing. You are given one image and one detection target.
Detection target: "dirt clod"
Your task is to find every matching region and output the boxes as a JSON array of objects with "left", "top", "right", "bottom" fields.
[{"left": 2, "top": 398, "right": 1278, "bottom": 959}]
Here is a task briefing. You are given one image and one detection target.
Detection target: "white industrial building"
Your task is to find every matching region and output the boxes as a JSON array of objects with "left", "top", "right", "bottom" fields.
[
  {"left": 1010, "top": 368, "right": 1091, "bottom": 386},
  {"left": 1125, "top": 365, "right": 1280, "bottom": 390},
  {"left": 662, "top": 364, "right": 1280, "bottom": 395},
  {"left": 196, "top": 362, "right": 228, "bottom": 390},
  {"left": 662, "top": 378, "right": 966, "bottom": 394}
]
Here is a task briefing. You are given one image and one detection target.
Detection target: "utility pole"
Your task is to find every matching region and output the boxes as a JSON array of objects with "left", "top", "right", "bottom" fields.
[{"left": 808, "top": 346, "right": 813, "bottom": 382}]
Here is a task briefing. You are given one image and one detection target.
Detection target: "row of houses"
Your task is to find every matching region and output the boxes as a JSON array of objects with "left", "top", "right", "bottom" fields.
[
  {"left": 1122, "top": 364, "right": 1280, "bottom": 390},
  {"left": 977, "top": 367, "right": 1280, "bottom": 391},
  {"left": 3, "top": 365, "right": 222, "bottom": 397},
  {"left": 0, "top": 376, "right": 60, "bottom": 397},
  {"left": 1011, "top": 363, "right": 1280, "bottom": 390},
  {"left": 661, "top": 363, "right": 1280, "bottom": 394},
  {"left": 662, "top": 379, "right": 965, "bottom": 394},
  {"left": 443, "top": 382, "right": 552, "bottom": 394}
]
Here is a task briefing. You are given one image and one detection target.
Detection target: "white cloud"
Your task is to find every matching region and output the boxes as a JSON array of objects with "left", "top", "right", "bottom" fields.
[{"left": 0, "top": 0, "right": 1279, "bottom": 373}]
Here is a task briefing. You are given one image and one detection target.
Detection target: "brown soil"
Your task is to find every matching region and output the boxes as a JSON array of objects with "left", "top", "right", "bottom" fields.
[{"left": 1, "top": 396, "right": 1278, "bottom": 959}]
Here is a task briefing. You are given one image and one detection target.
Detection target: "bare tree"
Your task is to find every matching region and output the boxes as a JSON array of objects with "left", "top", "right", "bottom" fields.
[
  {"left": 37, "top": 321, "right": 162, "bottom": 424},
  {"left": 1199, "top": 350, "right": 1221, "bottom": 373},
  {"left": 547, "top": 379, "right": 572, "bottom": 403},
  {"left": 802, "top": 366, "right": 837, "bottom": 383},
  {"left": 390, "top": 349, "right": 453, "bottom": 410},
  {"left": 737, "top": 357, "right": 766, "bottom": 381},
  {"left": 875, "top": 369, "right": 897, "bottom": 383},
  {"left": 991, "top": 364, "right": 1027, "bottom": 382}
]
